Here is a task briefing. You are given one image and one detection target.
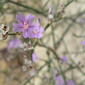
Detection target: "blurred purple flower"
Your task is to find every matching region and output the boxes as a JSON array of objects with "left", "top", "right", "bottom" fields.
[
  {"left": 62, "top": 56, "right": 69, "bottom": 62},
  {"left": 32, "top": 53, "right": 39, "bottom": 62},
  {"left": 77, "top": 18, "right": 85, "bottom": 24},
  {"left": 67, "top": 80, "right": 76, "bottom": 85},
  {"left": 8, "top": 38, "right": 23, "bottom": 49},
  {"left": 81, "top": 41, "right": 85, "bottom": 45},
  {"left": 56, "top": 76, "right": 76, "bottom": 85},
  {"left": 55, "top": 75, "right": 65, "bottom": 85},
  {"left": 13, "top": 14, "right": 44, "bottom": 38}
]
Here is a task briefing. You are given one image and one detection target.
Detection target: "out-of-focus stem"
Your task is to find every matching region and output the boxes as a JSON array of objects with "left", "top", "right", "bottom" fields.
[{"left": 6, "top": 0, "right": 46, "bottom": 17}]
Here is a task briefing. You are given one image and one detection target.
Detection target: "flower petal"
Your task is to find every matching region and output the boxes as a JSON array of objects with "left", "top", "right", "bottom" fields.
[
  {"left": 8, "top": 38, "right": 23, "bottom": 50},
  {"left": 26, "top": 14, "right": 35, "bottom": 24},
  {"left": 16, "top": 14, "right": 25, "bottom": 24},
  {"left": 67, "top": 80, "right": 76, "bottom": 85},
  {"left": 23, "top": 30, "right": 29, "bottom": 38},
  {"left": 56, "top": 75, "right": 65, "bottom": 85},
  {"left": 32, "top": 53, "right": 39, "bottom": 62},
  {"left": 13, "top": 23, "right": 23, "bottom": 32},
  {"left": 25, "top": 24, "right": 44, "bottom": 39}
]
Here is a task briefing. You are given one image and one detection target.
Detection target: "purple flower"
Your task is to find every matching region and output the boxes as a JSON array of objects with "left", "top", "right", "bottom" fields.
[
  {"left": 62, "top": 56, "right": 69, "bottom": 62},
  {"left": 13, "top": 14, "right": 44, "bottom": 38},
  {"left": 81, "top": 41, "right": 85, "bottom": 45},
  {"left": 56, "top": 75, "right": 76, "bottom": 85},
  {"left": 67, "top": 80, "right": 76, "bottom": 85},
  {"left": 8, "top": 38, "right": 23, "bottom": 49},
  {"left": 32, "top": 53, "right": 39, "bottom": 62},
  {"left": 55, "top": 75, "right": 65, "bottom": 85}
]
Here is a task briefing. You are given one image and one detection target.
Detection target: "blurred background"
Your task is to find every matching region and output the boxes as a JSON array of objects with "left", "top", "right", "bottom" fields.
[{"left": 0, "top": 0, "right": 85, "bottom": 85}]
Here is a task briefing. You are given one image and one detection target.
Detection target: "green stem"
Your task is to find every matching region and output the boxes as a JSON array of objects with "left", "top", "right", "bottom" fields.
[{"left": 6, "top": 0, "right": 46, "bottom": 17}]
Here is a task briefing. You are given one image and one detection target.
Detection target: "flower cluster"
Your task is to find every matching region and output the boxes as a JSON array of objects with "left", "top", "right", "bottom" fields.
[
  {"left": 0, "top": 14, "right": 44, "bottom": 40},
  {"left": 13, "top": 14, "right": 44, "bottom": 39},
  {"left": 0, "top": 14, "right": 45, "bottom": 75}
]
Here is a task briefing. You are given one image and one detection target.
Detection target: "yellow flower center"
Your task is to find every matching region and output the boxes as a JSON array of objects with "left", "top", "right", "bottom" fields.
[{"left": 23, "top": 22, "right": 29, "bottom": 29}]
